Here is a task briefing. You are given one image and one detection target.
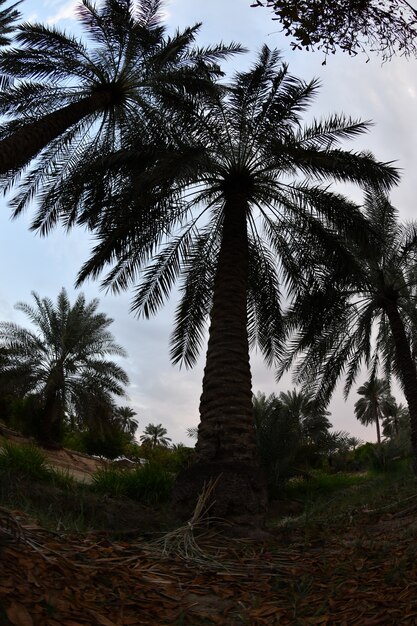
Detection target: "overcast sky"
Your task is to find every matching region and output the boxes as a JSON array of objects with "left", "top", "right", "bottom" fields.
[{"left": 1, "top": 0, "right": 417, "bottom": 444}]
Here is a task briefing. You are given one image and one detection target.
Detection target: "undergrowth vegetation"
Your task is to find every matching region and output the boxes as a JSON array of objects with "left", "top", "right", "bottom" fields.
[{"left": 92, "top": 464, "right": 175, "bottom": 504}]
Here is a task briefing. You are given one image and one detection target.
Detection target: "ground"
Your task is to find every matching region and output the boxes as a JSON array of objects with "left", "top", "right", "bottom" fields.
[
  {"left": 1, "top": 485, "right": 417, "bottom": 624},
  {"left": 0, "top": 428, "right": 416, "bottom": 624}
]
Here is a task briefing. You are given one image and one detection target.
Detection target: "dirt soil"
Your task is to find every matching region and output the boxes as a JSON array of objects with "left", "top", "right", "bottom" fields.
[{"left": 1, "top": 503, "right": 417, "bottom": 625}]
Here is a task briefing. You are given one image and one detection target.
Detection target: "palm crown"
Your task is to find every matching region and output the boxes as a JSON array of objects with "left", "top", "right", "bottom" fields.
[{"left": 0, "top": 0, "right": 241, "bottom": 211}]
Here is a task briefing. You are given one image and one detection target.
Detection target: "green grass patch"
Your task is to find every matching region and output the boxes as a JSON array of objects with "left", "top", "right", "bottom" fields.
[
  {"left": 92, "top": 463, "right": 175, "bottom": 505},
  {"left": 0, "top": 440, "right": 76, "bottom": 490},
  {"left": 0, "top": 440, "right": 52, "bottom": 481},
  {"left": 283, "top": 470, "right": 369, "bottom": 499},
  {"left": 272, "top": 464, "right": 417, "bottom": 534}
]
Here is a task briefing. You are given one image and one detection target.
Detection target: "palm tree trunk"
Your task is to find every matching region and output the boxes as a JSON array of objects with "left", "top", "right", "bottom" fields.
[
  {"left": 384, "top": 299, "right": 417, "bottom": 473},
  {"left": 375, "top": 413, "right": 381, "bottom": 444},
  {"left": 0, "top": 91, "right": 114, "bottom": 174},
  {"left": 196, "top": 195, "right": 256, "bottom": 463},
  {"left": 172, "top": 195, "right": 267, "bottom": 530}
]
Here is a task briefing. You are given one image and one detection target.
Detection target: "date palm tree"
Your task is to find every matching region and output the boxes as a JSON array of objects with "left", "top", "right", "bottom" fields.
[
  {"left": 140, "top": 423, "right": 171, "bottom": 448},
  {"left": 382, "top": 400, "right": 408, "bottom": 439},
  {"left": 281, "top": 190, "right": 417, "bottom": 470},
  {"left": 0, "top": 289, "right": 128, "bottom": 446},
  {"left": 114, "top": 405, "right": 138, "bottom": 436},
  {"left": 354, "top": 377, "right": 395, "bottom": 444},
  {"left": 0, "top": 0, "right": 240, "bottom": 211},
  {"left": 32, "top": 47, "right": 398, "bottom": 521}
]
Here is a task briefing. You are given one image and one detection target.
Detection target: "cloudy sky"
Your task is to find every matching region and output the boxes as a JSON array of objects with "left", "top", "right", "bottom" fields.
[{"left": 1, "top": 0, "right": 417, "bottom": 444}]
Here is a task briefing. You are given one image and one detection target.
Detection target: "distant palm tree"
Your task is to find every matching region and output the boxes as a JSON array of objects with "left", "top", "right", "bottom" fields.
[
  {"left": 382, "top": 400, "right": 408, "bottom": 439},
  {"left": 186, "top": 426, "right": 198, "bottom": 440},
  {"left": 354, "top": 378, "right": 395, "bottom": 444},
  {"left": 113, "top": 405, "right": 138, "bottom": 436},
  {"left": 34, "top": 47, "right": 398, "bottom": 518},
  {"left": 0, "top": 0, "right": 240, "bottom": 205},
  {"left": 140, "top": 423, "right": 171, "bottom": 448},
  {"left": 0, "top": 289, "right": 128, "bottom": 446}
]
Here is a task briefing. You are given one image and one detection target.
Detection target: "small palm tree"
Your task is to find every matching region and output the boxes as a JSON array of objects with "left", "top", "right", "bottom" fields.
[
  {"left": 0, "top": 289, "right": 128, "bottom": 446},
  {"left": 32, "top": 47, "right": 398, "bottom": 519},
  {"left": 113, "top": 405, "right": 138, "bottom": 436},
  {"left": 140, "top": 423, "right": 171, "bottom": 448},
  {"left": 354, "top": 378, "right": 396, "bottom": 444}
]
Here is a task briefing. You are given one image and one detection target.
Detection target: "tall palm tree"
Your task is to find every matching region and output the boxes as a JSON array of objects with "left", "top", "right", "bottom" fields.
[
  {"left": 0, "top": 289, "right": 128, "bottom": 446},
  {"left": 0, "top": 0, "right": 240, "bottom": 206},
  {"left": 140, "top": 423, "right": 171, "bottom": 448},
  {"left": 33, "top": 47, "right": 398, "bottom": 520},
  {"left": 281, "top": 190, "right": 417, "bottom": 470},
  {"left": 354, "top": 377, "right": 395, "bottom": 444}
]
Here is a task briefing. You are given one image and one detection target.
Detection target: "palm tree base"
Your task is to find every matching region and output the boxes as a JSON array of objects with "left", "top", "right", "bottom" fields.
[{"left": 171, "top": 461, "right": 268, "bottom": 532}]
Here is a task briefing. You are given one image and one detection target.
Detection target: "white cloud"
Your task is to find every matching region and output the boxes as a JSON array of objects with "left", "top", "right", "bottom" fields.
[{"left": 46, "top": 0, "right": 77, "bottom": 25}]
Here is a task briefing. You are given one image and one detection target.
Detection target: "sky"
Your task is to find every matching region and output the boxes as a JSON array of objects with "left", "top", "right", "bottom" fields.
[{"left": 1, "top": 0, "right": 417, "bottom": 444}]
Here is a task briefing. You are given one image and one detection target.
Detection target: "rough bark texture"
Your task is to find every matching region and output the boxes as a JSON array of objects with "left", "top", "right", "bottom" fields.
[
  {"left": 0, "top": 90, "right": 113, "bottom": 174},
  {"left": 172, "top": 194, "right": 267, "bottom": 529},
  {"left": 384, "top": 299, "right": 417, "bottom": 473},
  {"left": 196, "top": 196, "right": 256, "bottom": 463}
]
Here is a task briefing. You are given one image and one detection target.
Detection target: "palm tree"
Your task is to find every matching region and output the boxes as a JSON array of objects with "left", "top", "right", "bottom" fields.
[
  {"left": 0, "top": 0, "right": 240, "bottom": 202},
  {"left": 354, "top": 377, "right": 395, "bottom": 444},
  {"left": 382, "top": 400, "right": 408, "bottom": 439},
  {"left": 34, "top": 47, "right": 398, "bottom": 520},
  {"left": 140, "top": 423, "right": 171, "bottom": 448},
  {"left": 0, "top": 289, "right": 128, "bottom": 446},
  {"left": 281, "top": 190, "right": 417, "bottom": 470},
  {"left": 114, "top": 405, "right": 138, "bottom": 436}
]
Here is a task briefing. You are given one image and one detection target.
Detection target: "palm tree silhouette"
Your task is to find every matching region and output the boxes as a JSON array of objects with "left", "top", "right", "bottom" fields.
[
  {"left": 282, "top": 190, "right": 417, "bottom": 470},
  {"left": 140, "top": 423, "right": 171, "bottom": 448},
  {"left": 32, "top": 47, "right": 398, "bottom": 518},
  {"left": 0, "top": 288, "right": 128, "bottom": 446},
  {"left": 0, "top": 0, "right": 240, "bottom": 207},
  {"left": 354, "top": 377, "right": 395, "bottom": 444}
]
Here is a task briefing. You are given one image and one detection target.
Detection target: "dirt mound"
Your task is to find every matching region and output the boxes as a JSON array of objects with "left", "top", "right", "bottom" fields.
[{"left": 0, "top": 424, "right": 108, "bottom": 483}]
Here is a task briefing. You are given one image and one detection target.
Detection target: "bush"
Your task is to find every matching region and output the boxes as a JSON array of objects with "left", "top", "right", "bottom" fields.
[
  {"left": 72, "top": 428, "right": 132, "bottom": 459},
  {"left": 92, "top": 463, "right": 174, "bottom": 505},
  {"left": 0, "top": 440, "right": 51, "bottom": 481}
]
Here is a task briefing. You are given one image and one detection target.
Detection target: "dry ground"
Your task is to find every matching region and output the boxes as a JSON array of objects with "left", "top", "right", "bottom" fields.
[
  {"left": 0, "top": 428, "right": 416, "bottom": 624},
  {"left": 1, "top": 494, "right": 417, "bottom": 624}
]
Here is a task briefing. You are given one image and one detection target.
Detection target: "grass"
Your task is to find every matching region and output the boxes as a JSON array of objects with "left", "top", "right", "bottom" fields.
[
  {"left": 271, "top": 463, "right": 417, "bottom": 535},
  {"left": 0, "top": 440, "right": 176, "bottom": 532},
  {"left": 92, "top": 462, "right": 175, "bottom": 505}
]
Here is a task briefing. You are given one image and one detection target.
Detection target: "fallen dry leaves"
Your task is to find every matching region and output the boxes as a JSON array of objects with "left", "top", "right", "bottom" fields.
[{"left": 1, "top": 508, "right": 417, "bottom": 625}]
